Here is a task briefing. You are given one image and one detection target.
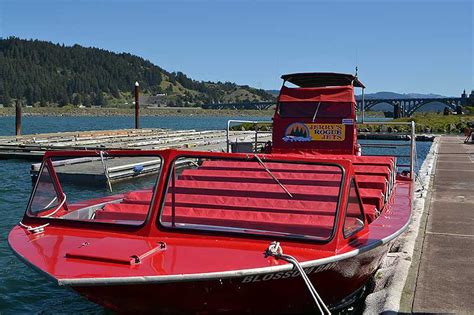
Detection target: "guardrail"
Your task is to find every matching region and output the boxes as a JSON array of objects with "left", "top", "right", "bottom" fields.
[
  {"left": 226, "top": 120, "right": 273, "bottom": 153},
  {"left": 226, "top": 120, "right": 416, "bottom": 179},
  {"left": 357, "top": 121, "right": 416, "bottom": 179}
]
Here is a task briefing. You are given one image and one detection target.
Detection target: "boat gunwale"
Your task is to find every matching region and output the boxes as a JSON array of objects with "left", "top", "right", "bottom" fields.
[{"left": 57, "top": 215, "right": 410, "bottom": 286}]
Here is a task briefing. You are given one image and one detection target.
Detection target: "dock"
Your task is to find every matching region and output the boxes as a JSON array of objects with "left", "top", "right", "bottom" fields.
[
  {"left": 0, "top": 128, "right": 271, "bottom": 160},
  {"left": 402, "top": 136, "right": 474, "bottom": 313},
  {"left": 0, "top": 128, "right": 271, "bottom": 186}
]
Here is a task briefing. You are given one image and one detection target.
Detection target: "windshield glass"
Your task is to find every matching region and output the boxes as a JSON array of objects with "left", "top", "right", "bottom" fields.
[
  {"left": 27, "top": 154, "right": 162, "bottom": 226},
  {"left": 159, "top": 156, "right": 343, "bottom": 241},
  {"left": 279, "top": 101, "right": 352, "bottom": 118}
]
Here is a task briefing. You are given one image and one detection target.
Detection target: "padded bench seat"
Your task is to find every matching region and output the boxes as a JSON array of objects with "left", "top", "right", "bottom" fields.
[
  {"left": 94, "top": 203, "right": 149, "bottom": 221},
  {"left": 161, "top": 205, "right": 335, "bottom": 238},
  {"left": 359, "top": 188, "right": 384, "bottom": 210},
  {"left": 199, "top": 160, "right": 342, "bottom": 174}
]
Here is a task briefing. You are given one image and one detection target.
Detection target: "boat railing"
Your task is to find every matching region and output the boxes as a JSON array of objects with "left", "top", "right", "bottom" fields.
[
  {"left": 226, "top": 119, "right": 416, "bottom": 179},
  {"left": 358, "top": 121, "right": 416, "bottom": 180},
  {"left": 226, "top": 120, "right": 273, "bottom": 153}
]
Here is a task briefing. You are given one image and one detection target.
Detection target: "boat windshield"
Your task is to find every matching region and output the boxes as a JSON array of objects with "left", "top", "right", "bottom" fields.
[
  {"left": 26, "top": 154, "right": 163, "bottom": 226},
  {"left": 159, "top": 156, "right": 344, "bottom": 241},
  {"left": 279, "top": 101, "right": 352, "bottom": 118}
]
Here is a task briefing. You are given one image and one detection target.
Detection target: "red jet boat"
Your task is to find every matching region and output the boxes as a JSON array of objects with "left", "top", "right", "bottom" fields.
[{"left": 9, "top": 73, "right": 414, "bottom": 314}]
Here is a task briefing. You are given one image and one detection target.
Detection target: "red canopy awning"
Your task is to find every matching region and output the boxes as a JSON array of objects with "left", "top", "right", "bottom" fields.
[{"left": 278, "top": 85, "right": 356, "bottom": 103}]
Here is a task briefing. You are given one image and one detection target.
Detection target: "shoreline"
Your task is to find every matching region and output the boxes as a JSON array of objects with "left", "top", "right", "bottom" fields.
[
  {"left": 0, "top": 107, "right": 386, "bottom": 118},
  {"left": 0, "top": 107, "right": 276, "bottom": 117}
]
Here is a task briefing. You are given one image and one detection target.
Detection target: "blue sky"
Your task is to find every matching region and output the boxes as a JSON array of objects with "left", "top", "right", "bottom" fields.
[{"left": 0, "top": 0, "right": 472, "bottom": 96}]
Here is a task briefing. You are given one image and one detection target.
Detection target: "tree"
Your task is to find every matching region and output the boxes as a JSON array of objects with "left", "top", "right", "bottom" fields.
[
  {"left": 0, "top": 37, "right": 275, "bottom": 108},
  {"left": 83, "top": 95, "right": 91, "bottom": 106},
  {"left": 72, "top": 94, "right": 82, "bottom": 106},
  {"left": 25, "top": 86, "right": 34, "bottom": 105},
  {"left": 94, "top": 93, "right": 107, "bottom": 106},
  {"left": 58, "top": 93, "right": 69, "bottom": 107},
  {"left": 0, "top": 93, "right": 11, "bottom": 107}
]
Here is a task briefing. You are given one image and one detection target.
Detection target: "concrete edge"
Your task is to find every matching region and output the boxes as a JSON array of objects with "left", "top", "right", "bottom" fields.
[{"left": 363, "top": 137, "right": 440, "bottom": 314}]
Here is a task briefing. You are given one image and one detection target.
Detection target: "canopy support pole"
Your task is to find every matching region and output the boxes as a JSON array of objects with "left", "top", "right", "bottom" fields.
[{"left": 361, "top": 88, "right": 365, "bottom": 124}]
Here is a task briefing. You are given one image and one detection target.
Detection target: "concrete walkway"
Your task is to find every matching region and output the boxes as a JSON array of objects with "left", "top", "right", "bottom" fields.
[{"left": 409, "top": 136, "right": 474, "bottom": 313}]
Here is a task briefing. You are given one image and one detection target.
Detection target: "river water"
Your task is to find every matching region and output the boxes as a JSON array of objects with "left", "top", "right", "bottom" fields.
[{"left": 0, "top": 115, "right": 432, "bottom": 313}]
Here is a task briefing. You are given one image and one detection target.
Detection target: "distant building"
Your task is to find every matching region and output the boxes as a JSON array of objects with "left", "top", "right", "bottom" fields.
[{"left": 461, "top": 89, "right": 474, "bottom": 106}]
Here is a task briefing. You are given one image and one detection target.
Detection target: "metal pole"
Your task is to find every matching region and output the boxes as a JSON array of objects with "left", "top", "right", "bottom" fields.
[
  {"left": 361, "top": 88, "right": 365, "bottom": 123},
  {"left": 226, "top": 120, "right": 231, "bottom": 153},
  {"left": 15, "top": 100, "right": 22, "bottom": 136},
  {"left": 134, "top": 81, "right": 140, "bottom": 129},
  {"left": 254, "top": 122, "right": 258, "bottom": 153},
  {"left": 410, "top": 121, "right": 416, "bottom": 180}
]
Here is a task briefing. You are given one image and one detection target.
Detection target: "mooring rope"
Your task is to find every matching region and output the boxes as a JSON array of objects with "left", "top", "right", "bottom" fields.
[{"left": 264, "top": 241, "right": 331, "bottom": 315}]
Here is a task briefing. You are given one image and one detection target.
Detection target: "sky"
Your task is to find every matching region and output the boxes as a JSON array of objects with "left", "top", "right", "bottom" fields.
[{"left": 0, "top": 0, "right": 472, "bottom": 96}]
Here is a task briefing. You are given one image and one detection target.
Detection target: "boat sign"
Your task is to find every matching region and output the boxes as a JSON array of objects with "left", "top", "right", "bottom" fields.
[
  {"left": 310, "top": 124, "right": 345, "bottom": 141},
  {"left": 283, "top": 123, "right": 345, "bottom": 142}
]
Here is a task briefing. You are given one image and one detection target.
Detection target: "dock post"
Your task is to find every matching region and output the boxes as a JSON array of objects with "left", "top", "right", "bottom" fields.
[
  {"left": 15, "top": 100, "right": 22, "bottom": 136},
  {"left": 134, "top": 81, "right": 140, "bottom": 129}
]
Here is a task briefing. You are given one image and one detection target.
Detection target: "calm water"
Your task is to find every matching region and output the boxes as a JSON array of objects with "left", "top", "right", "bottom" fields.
[{"left": 0, "top": 115, "right": 432, "bottom": 313}]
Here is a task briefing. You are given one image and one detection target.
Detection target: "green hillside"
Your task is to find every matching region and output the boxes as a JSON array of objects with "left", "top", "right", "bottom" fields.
[{"left": 0, "top": 37, "right": 275, "bottom": 107}]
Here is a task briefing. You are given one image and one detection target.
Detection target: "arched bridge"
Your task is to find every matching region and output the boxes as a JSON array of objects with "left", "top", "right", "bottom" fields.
[
  {"left": 203, "top": 95, "right": 468, "bottom": 118},
  {"left": 356, "top": 97, "right": 463, "bottom": 117},
  {"left": 202, "top": 102, "right": 276, "bottom": 110}
]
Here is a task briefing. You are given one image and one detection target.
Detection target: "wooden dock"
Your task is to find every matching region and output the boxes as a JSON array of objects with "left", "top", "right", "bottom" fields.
[
  {"left": 1, "top": 128, "right": 271, "bottom": 186},
  {"left": 0, "top": 128, "right": 271, "bottom": 160}
]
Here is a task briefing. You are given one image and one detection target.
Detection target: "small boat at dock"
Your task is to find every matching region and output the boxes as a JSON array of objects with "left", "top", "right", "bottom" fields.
[{"left": 9, "top": 72, "right": 414, "bottom": 314}]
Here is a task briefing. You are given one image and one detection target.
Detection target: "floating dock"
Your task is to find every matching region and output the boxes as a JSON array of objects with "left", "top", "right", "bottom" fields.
[
  {"left": 0, "top": 128, "right": 271, "bottom": 160},
  {"left": 0, "top": 128, "right": 271, "bottom": 186}
]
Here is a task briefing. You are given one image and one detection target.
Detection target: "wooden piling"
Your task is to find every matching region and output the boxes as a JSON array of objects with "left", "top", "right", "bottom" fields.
[
  {"left": 15, "top": 100, "right": 22, "bottom": 136},
  {"left": 135, "top": 81, "right": 140, "bottom": 129}
]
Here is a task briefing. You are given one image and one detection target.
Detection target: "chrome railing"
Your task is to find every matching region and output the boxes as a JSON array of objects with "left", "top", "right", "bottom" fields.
[
  {"left": 226, "top": 120, "right": 273, "bottom": 153},
  {"left": 226, "top": 119, "right": 416, "bottom": 180},
  {"left": 357, "top": 121, "right": 416, "bottom": 180}
]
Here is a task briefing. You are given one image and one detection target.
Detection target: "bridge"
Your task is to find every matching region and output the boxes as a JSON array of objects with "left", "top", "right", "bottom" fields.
[
  {"left": 356, "top": 97, "right": 464, "bottom": 118},
  {"left": 202, "top": 91, "right": 472, "bottom": 117}
]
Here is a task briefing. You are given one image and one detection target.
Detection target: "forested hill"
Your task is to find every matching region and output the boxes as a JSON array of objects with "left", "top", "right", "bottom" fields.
[{"left": 0, "top": 37, "right": 274, "bottom": 107}]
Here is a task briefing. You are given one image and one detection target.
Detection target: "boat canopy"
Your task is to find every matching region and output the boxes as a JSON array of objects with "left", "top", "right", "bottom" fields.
[
  {"left": 279, "top": 86, "right": 356, "bottom": 104},
  {"left": 281, "top": 72, "right": 365, "bottom": 88}
]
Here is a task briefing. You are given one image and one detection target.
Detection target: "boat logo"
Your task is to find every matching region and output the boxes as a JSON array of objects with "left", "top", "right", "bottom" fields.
[{"left": 282, "top": 123, "right": 311, "bottom": 142}]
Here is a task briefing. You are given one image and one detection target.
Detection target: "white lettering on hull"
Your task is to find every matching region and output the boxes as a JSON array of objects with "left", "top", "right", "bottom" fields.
[{"left": 241, "top": 262, "right": 337, "bottom": 283}]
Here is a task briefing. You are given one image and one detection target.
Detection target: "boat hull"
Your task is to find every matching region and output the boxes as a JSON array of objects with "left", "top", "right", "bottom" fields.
[{"left": 71, "top": 244, "right": 388, "bottom": 314}]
